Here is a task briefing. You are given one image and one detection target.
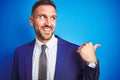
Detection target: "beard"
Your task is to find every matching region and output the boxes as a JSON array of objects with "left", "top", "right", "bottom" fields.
[
  {"left": 38, "top": 31, "right": 54, "bottom": 40},
  {"left": 35, "top": 25, "right": 55, "bottom": 42}
]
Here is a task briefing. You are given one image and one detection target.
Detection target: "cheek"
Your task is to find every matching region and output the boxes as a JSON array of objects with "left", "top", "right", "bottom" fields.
[
  {"left": 34, "top": 20, "right": 44, "bottom": 28},
  {"left": 53, "top": 21, "right": 56, "bottom": 28},
  {"left": 33, "top": 22, "right": 41, "bottom": 32}
]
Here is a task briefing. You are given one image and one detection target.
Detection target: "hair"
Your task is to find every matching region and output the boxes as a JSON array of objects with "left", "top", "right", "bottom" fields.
[{"left": 31, "top": 0, "right": 56, "bottom": 15}]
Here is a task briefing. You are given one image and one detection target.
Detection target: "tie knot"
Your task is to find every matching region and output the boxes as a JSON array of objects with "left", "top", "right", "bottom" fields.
[{"left": 41, "top": 45, "right": 47, "bottom": 52}]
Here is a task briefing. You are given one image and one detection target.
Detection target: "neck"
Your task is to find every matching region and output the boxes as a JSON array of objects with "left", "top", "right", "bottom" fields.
[
  {"left": 37, "top": 38, "right": 49, "bottom": 44},
  {"left": 36, "top": 35, "right": 54, "bottom": 44}
]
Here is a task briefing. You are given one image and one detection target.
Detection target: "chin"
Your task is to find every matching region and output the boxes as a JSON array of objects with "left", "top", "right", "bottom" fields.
[{"left": 43, "top": 34, "right": 53, "bottom": 40}]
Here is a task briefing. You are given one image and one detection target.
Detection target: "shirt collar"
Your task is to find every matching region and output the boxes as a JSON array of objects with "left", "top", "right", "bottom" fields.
[{"left": 35, "top": 34, "right": 57, "bottom": 49}]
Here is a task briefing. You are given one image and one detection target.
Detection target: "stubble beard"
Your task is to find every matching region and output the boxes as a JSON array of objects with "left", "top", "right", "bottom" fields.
[
  {"left": 35, "top": 24, "right": 55, "bottom": 42},
  {"left": 37, "top": 30, "right": 54, "bottom": 42}
]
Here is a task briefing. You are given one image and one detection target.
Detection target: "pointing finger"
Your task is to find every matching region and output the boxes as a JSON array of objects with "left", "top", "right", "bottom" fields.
[{"left": 93, "top": 44, "right": 101, "bottom": 50}]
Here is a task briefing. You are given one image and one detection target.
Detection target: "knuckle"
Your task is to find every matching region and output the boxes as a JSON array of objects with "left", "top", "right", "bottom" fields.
[{"left": 89, "top": 42, "right": 92, "bottom": 45}]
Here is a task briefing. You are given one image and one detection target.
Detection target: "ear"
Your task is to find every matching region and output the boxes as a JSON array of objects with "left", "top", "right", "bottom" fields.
[{"left": 29, "top": 17, "right": 34, "bottom": 26}]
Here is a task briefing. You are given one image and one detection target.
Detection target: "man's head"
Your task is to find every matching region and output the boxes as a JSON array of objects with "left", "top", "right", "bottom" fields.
[
  {"left": 29, "top": 0, "right": 57, "bottom": 43},
  {"left": 31, "top": 0, "right": 56, "bottom": 16}
]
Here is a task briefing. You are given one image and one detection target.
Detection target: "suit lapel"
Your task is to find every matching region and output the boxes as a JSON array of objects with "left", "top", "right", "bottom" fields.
[
  {"left": 23, "top": 37, "right": 68, "bottom": 80},
  {"left": 25, "top": 40, "right": 35, "bottom": 80},
  {"left": 54, "top": 37, "right": 66, "bottom": 80}
]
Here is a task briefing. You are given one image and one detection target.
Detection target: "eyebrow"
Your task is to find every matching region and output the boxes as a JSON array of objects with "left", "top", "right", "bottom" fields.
[{"left": 37, "top": 14, "right": 57, "bottom": 17}]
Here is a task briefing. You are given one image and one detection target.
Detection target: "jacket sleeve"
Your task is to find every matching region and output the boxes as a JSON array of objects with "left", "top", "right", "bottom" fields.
[
  {"left": 75, "top": 44, "right": 100, "bottom": 80},
  {"left": 81, "top": 61, "right": 100, "bottom": 80},
  {"left": 75, "top": 47, "right": 100, "bottom": 80},
  {"left": 78, "top": 61, "right": 100, "bottom": 80}
]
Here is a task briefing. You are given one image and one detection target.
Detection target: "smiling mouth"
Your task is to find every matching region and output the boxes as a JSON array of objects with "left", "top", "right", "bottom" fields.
[{"left": 42, "top": 27, "right": 52, "bottom": 34}]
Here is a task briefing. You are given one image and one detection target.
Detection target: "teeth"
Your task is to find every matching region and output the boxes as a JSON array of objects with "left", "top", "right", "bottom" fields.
[
  {"left": 43, "top": 28, "right": 51, "bottom": 33},
  {"left": 44, "top": 28, "right": 50, "bottom": 31}
]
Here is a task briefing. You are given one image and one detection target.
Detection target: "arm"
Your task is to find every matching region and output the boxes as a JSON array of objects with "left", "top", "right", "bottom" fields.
[
  {"left": 77, "top": 42, "right": 100, "bottom": 80},
  {"left": 83, "top": 60, "right": 100, "bottom": 80}
]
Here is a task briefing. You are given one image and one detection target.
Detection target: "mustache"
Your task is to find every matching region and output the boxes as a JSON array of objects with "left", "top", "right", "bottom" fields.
[{"left": 41, "top": 25, "right": 53, "bottom": 29}]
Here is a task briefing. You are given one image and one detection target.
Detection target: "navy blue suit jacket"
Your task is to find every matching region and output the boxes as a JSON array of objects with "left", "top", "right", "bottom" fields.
[{"left": 11, "top": 36, "right": 99, "bottom": 80}]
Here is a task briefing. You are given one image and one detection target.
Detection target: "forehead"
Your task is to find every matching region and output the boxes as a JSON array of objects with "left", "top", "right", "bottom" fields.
[{"left": 33, "top": 5, "right": 56, "bottom": 16}]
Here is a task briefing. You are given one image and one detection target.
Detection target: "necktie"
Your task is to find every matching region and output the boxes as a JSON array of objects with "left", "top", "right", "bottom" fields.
[{"left": 38, "top": 45, "right": 47, "bottom": 80}]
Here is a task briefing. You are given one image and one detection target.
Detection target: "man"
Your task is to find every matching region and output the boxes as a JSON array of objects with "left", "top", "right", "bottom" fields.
[{"left": 11, "top": 0, "right": 100, "bottom": 80}]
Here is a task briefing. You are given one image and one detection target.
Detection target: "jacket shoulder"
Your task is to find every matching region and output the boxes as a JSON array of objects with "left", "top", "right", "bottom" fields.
[
  {"left": 15, "top": 39, "right": 35, "bottom": 50},
  {"left": 14, "top": 39, "right": 35, "bottom": 55},
  {"left": 57, "top": 36, "right": 79, "bottom": 48}
]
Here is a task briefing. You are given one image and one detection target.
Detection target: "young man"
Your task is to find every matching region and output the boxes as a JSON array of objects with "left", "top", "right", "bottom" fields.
[{"left": 11, "top": 0, "right": 100, "bottom": 80}]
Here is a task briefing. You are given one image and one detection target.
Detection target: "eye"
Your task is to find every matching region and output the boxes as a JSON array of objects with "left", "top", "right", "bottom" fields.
[
  {"left": 40, "top": 15, "right": 45, "bottom": 19},
  {"left": 39, "top": 15, "right": 46, "bottom": 20},
  {"left": 51, "top": 16, "right": 57, "bottom": 20}
]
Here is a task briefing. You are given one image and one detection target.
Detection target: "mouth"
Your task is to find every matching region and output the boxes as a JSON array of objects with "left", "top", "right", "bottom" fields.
[{"left": 42, "top": 26, "right": 52, "bottom": 34}]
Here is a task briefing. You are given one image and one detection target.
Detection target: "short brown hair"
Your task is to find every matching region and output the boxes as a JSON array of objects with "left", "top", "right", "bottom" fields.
[{"left": 31, "top": 0, "right": 56, "bottom": 15}]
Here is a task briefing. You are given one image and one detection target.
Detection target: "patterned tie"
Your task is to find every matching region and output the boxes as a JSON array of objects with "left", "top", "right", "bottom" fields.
[{"left": 38, "top": 45, "right": 47, "bottom": 80}]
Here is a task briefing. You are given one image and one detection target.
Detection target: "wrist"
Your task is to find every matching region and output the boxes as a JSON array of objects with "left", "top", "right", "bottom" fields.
[{"left": 88, "top": 61, "right": 97, "bottom": 68}]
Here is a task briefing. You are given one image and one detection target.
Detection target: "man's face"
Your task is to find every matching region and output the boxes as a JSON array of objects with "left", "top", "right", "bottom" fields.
[{"left": 30, "top": 5, "right": 56, "bottom": 43}]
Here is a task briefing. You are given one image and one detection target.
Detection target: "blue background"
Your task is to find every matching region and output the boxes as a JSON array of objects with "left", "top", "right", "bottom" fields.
[{"left": 0, "top": 0, "right": 120, "bottom": 80}]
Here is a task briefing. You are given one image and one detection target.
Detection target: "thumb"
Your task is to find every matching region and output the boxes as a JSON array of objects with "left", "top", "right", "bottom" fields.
[{"left": 93, "top": 44, "right": 101, "bottom": 50}]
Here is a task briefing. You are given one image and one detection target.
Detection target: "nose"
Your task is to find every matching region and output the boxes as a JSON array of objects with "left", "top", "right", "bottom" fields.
[{"left": 45, "top": 18, "right": 51, "bottom": 26}]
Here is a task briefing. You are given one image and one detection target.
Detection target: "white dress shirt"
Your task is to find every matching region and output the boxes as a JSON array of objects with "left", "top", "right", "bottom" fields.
[{"left": 32, "top": 35, "right": 58, "bottom": 80}]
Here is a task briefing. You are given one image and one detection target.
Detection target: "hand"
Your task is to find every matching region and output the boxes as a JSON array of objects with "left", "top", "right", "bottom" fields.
[{"left": 77, "top": 42, "right": 100, "bottom": 64}]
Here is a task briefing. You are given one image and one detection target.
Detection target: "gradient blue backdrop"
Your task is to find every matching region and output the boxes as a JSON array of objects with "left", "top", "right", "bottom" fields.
[{"left": 0, "top": 0, "right": 120, "bottom": 80}]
